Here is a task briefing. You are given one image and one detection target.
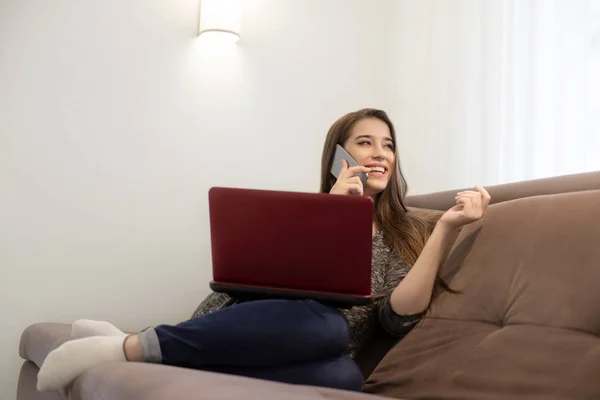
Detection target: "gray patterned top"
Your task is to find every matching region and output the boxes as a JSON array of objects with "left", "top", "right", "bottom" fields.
[{"left": 191, "top": 230, "right": 424, "bottom": 358}]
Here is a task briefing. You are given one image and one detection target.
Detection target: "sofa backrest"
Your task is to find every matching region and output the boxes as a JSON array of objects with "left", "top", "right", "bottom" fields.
[
  {"left": 354, "top": 171, "right": 600, "bottom": 379},
  {"left": 363, "top": 188, "right": 600, "bottom": 399},
  {"left": 405, "top": 170, "right": 600, "bottom": 211}
]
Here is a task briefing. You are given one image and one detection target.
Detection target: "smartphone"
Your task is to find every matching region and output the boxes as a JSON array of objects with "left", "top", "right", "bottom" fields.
[{"left": 330, "top": 144, "right": 368, "bottom": 187}]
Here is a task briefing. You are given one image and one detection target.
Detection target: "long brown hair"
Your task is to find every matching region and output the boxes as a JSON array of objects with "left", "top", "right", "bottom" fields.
[{"left": 320, "top": 108, "right": 453, "bottom": 292}]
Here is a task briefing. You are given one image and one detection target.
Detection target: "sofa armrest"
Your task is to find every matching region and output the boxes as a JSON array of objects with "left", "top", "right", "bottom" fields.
[
  {"left": 20, "top": 323, "right": 72, "bottom": 369},
  {"left": 70, "top": 363, "right": 391, "bottom": 400},
  {"left": 20, "top": 324, "right": 397, "bottom": 400}
]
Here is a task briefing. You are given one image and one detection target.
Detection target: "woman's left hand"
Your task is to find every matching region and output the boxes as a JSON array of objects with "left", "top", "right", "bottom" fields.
[{"left": 438, "top": 185, "right": 491, "bottom": 229}]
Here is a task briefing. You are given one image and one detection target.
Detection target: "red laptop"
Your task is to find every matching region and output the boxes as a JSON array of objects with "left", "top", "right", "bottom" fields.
[{"left": 208, "top": 187, "right": 374, "bottom": 307}]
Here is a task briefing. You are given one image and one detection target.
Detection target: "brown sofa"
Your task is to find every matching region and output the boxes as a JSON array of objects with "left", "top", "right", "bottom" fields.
[{"left": 18, "top": 171, "right": 600, "bottom": 400}]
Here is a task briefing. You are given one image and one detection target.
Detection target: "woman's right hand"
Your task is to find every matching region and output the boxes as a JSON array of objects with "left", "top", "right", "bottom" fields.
[{"left": 329, "top": 160, "right": 371, "bottom": 196}]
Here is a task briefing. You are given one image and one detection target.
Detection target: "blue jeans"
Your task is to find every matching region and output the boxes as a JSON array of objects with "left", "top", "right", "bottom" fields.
[{"left": 139, "top": 299, "right": 363, "bottom": 391}]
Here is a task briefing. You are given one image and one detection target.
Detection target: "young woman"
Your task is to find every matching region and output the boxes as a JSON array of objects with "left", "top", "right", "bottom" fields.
[{"left": 37, "top": 109, "right": 490, "bottom": 393}]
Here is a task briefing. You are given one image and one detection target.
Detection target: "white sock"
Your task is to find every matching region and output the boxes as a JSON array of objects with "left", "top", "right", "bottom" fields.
[
  {"left": 37, "top": 336, "right": 127, "bottom": 392},
  {"left": 71, "top": 319, "right": 126, "bottom": 339}
]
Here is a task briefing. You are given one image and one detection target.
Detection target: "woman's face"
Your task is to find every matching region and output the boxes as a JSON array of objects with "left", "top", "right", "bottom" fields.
[{"left": 343, "top": 117, "right": 396, "bottom": 197}]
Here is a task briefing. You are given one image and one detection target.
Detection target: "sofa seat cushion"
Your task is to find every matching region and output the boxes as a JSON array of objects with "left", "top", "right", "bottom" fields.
[
  {"left": 366, "top": 318, "right": 600, "bottom": 399},
  {"left": 364, "top": 190, "right": 600, "bottom": 400},
  {"left": 68, "top": 363, "right": 395, "bottom": 400}
]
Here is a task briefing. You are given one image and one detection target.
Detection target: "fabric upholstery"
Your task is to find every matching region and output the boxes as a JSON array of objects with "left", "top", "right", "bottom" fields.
[
  {"left": 405, "top": 170, "right": 600, "bottom": 211},
  {"left": 364, "top": 190, "right": 600, "bottom": 399},
  {"left": 19, "top": 323, "right": 71, "bottom": 369}
]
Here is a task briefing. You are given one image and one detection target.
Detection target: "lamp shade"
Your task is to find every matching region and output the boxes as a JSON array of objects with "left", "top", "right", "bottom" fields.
[{"left": 198, "top": 0, "right": 242, "bottom": 43}]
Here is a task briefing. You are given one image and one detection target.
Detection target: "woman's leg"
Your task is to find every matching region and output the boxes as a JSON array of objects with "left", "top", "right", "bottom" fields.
[
  {"left": 37, "top": 299, "right": 349, "bottom": 391},
  {"left": 207, "top": 356, "right": 364, "bottom": 392},
  {"left": 140, "top": 299, "right": 349, "bottom": 369}
]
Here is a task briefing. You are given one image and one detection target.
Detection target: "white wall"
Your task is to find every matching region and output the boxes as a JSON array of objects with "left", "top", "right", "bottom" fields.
[
  {"left": 0, "top": 0, "right": 394, "bottom": 397},
  {"left": 389, "top": 0, "right": 600, "bottom": 195}
]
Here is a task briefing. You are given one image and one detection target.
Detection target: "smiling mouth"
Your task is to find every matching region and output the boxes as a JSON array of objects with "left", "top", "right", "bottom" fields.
[
  {"left": 365, "top": 164, "right": 388, "bottom": 176},
  {"left": 368, "top": 166, "right": 386, "bottom": 174}
]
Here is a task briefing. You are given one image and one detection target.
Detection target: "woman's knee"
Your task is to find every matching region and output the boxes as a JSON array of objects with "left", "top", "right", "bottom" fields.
[
  {"left": 326, "top": 314, "right": 350, "bottom": 355},
  {"left": 304, "top": 301, "right": 349, "bottom": 354},
  {"left": 322, "top": 356, "right": 364, "bottom": 392}
]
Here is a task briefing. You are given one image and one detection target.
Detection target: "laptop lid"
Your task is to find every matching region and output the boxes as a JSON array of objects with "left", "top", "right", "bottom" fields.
[{"left": 208, "top": 187, "right": 373, "bottom": 298}]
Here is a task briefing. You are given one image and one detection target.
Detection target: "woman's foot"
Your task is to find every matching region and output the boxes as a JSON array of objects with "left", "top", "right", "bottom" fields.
[
  {"left": 37, "top": 336, "right": 127, "bottom": 392},
  {"left": 71, "top": 319, "right": 125, "bottom": 339}
]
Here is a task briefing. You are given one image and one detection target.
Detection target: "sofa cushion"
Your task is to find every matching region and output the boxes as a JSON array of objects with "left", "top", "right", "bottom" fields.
[
  {"left": 18, "top": 361, "right": 65, "bottom": 400},
  {"left": 68, "top": 362, "right": 395, "bottom": 400},
  {"left": 364, "top": 190, "right": 600, "bottom": 399}
]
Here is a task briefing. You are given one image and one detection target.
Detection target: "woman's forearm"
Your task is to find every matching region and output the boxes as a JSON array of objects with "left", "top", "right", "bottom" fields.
[{"left": 390, "top": 222, "right": 456, "bottom": 315}]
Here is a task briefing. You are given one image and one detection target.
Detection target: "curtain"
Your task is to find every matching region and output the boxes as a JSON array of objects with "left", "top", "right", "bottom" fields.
[{"left": 392, "top": 0, "right": 600, "bottom": 194}]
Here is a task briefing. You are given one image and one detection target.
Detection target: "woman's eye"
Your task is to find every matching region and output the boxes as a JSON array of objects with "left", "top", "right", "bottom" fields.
[
  {"left": 358, "top": 141, "right": 371, "bottom": 146},
  {"left": 385, "top": 144, "right": 395, "bottom": 150}
]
